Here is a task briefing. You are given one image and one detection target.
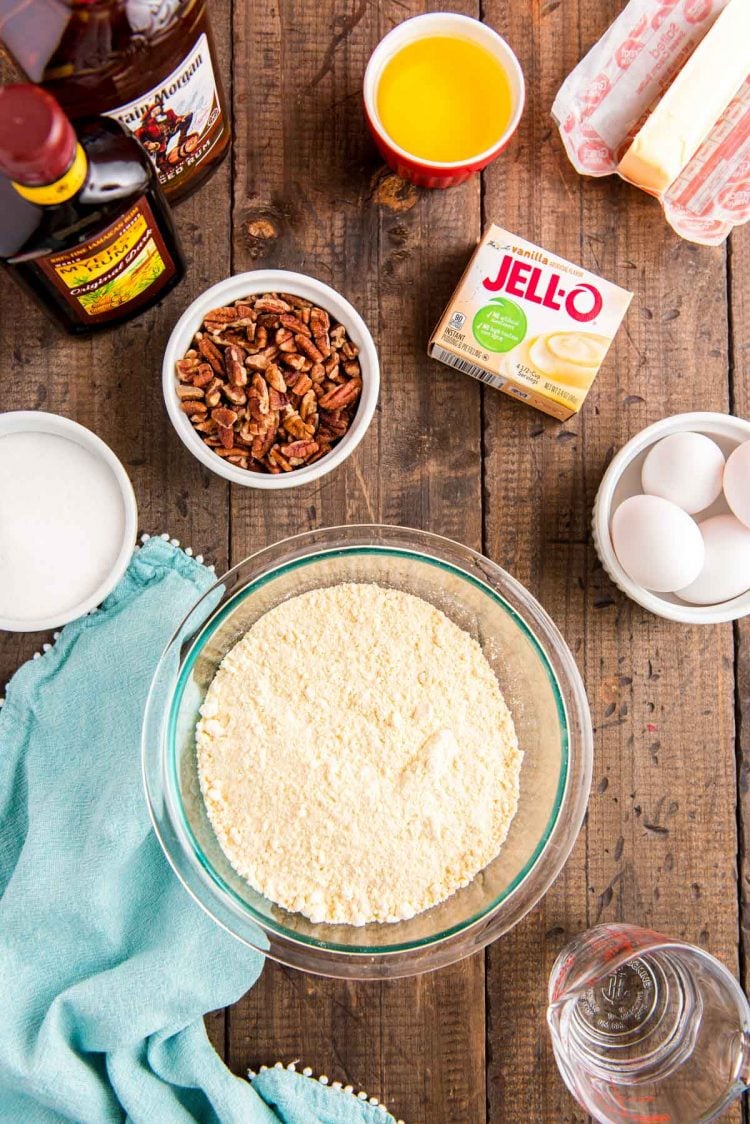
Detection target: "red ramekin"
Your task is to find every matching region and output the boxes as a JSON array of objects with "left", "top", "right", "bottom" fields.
[{"left": 363, "top": 12, "right": 525, "bottom": 190}]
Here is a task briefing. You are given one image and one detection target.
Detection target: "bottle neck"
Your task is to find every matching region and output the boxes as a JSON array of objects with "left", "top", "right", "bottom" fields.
[
  {"left": 0, "top": 84, "right": 87, "bottom": 203},
  {"left": 11, "top": 142, "right": 88, "bottom": 205}
]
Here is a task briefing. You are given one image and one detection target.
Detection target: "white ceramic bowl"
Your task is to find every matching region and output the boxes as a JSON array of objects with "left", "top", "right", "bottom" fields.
[
  {"left": 162, "top": 271, "right": 380, "bottom": 489},
  {"left": 593, "top": 412, "right": 750, "bottom": 624},
  {"left": 0, "top": 411, "right": 138, "bottom": 632}
]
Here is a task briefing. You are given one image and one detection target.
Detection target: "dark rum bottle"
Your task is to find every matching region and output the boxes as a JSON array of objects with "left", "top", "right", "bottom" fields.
[
  {"left": 0, "top": 0, "right": 230, "bottom": 203},
  {"left": 0, "top": 83, "right": 185, "bottom": 334}
]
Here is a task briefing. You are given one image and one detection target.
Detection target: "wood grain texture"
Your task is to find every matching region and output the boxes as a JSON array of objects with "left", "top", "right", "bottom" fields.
[
  {"left": 0, "top": 0, "right": 748, "bottom": 1120},
  {"left": 481, "top": 1, "right": 741, "bottom": 1121},
  {"left": 225, "top": 1, "right": 485, "bottom": 1120},
  {"left": 480, "top": 5, "right": 591, "bottom": 1120},
  {"left": 729, "top": 226, "right": 750, "bottom": 1027}
]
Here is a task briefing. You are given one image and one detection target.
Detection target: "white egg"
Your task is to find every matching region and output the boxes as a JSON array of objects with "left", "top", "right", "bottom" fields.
[
  {"left": 723, "top": 440, "right": 750, "bottom": 529},
  {"left": 641, "top": 431, "right": 725, "bottom": 514},
  {"left": 610, "top": 494, "right": 705, "bottom": 593},
  {"left": 676, "top": 513, "right": 750, "bottom": 605}
]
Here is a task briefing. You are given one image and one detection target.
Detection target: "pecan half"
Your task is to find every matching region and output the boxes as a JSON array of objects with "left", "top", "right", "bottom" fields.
[
  {"left": 224, "top": 384, "right": 247, "bottom": 406},
  {"left": 310, "top": 307, "right": 330, "bottom": 334},
  {"left": 265, "top": 364, "right": 287, "bottom": 393},
  {"left": 279, "top": 313, "right": 311, "bottom": 337},
  {"left": 180, "top": 400, "right": 207, "bottom": 417},
  {"left": 254, "top": 296, "right": 291, "bottom": 313},
  {"left": 217, "top": 425, "right": 235, "bottom": 449},
  {"left": 299, "top": 389, "right": 318, "bottom": 422},
  {"left": 176, "top": 356, "right": 200, "bottom": 381},
  {"left": 245, "top": 353, "right": 269, "bottom": 372},
  {"left": 313, "top": 331, "right": 331, "bottom": 358},
  {"left": 291, "top": 373, "right": 313, "bottom": 397},
  {"left": 283, "top": 412, "right": 314, "bottom": 440},
  {"left": 295, "top": 334, "right": 323, "bottom": 362},
  {"left": 252, "top": 423, "right": 277, "bottom": 460},
  {"left": 204, "top": 378, "right": 224, "bottom": 408},
  {"left": 193, "top": 363, "right": 215, "bottom": 388},
  {"left": 318, "top": 380, "right": 361, "bottom": 410},
  {"left": 279, "top": 439, "right": 319, "bottom": 460},
  {"left": 226, "top": 345, "right": 248, "bottom": 387},
  {"left": 197, "top": 335, "right": 225, "bottom": 374},
  {"left": 281, "top": 352, "right": 307, "bottom": 371},
  {"left": 203, "top": 306, "right": 239, "bottom": 329},
  {"left": 268, "top": 386, "right": 288, "bottom": 410},
  {"left": 248, "top": 372, "right": 270, "bottom": 419},
  {"left": 211, "top": 406, "right": 238, "bottom": 429}
]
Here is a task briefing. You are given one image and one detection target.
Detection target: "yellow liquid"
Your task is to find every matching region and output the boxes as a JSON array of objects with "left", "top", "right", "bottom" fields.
[{"left": 376, "top": 35, "right": 513, "bottom": 163}]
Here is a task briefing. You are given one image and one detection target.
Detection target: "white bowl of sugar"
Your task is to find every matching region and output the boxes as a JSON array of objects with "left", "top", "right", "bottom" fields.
[{"left": 0, "top": 412, "right": 138, "bottom": 632}]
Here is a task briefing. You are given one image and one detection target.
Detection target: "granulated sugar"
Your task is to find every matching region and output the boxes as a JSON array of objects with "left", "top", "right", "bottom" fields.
[
  {"left": 196, "top": 582, "right": 522, "bottom": 926},
  {"left": 0, "top": 431, "right": 126, "bottom": 622}
]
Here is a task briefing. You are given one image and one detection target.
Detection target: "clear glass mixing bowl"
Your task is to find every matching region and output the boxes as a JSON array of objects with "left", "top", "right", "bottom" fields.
[{"left": 142, "top": 526, "right": 593, "bottom": 979}]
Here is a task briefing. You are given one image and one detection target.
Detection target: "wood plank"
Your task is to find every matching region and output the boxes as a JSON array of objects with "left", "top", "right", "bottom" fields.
[
  {"left": 0, "top": 2, "right": 745, "bottom": 1119},
  {"left": 729, "top": 226, "right": 750, "bottom": 1013},
  {"left": 481, "top": 0, "right": 739, "bottom": 1120},
  {"left": 480, "top": 4, "right": 591, "bottom": 1117},
  {"left": 0, "top": 0, "right": 234, "bottom": 1058},
  {"left": 204, "top": 1008, "right": 227, "bottom": 1060},
  {"left": 225, "top": 1, "right": 486, "bottom": 1120}
]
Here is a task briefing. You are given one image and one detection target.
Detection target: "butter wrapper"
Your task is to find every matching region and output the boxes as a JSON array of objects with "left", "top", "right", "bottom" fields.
[
  {"left": 552, "top": 0, "right": 750, "bottom": 246},
  {"left": 428, "top": 225, "right": 633, "bottom": 422}
]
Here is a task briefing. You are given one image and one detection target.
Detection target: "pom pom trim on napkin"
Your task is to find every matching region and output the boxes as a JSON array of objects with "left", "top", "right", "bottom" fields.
[{"left": 249, "top": 1062, "right": 405, "bottom": 1123}]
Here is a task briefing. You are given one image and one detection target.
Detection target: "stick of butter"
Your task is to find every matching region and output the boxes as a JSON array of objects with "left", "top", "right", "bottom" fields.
[{"left": 618, "top": 0, "right": 750, "bottom": 197}]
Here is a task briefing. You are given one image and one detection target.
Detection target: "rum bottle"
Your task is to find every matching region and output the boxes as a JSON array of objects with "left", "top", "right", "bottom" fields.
[
  {"left": 0, "top": 0, "right": 229, "bottom": 203},
  {"left": 0, "top": 83, "right": 185, "bottom": 333}
]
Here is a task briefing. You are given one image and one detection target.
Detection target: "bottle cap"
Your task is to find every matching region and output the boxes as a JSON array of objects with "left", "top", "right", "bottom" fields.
[{"left": 0, "top": 84, "right": 77, "bottom": 186}]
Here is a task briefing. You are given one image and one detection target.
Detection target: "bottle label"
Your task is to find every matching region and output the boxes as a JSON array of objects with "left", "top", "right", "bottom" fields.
[
  {"left": 105, "top": 33, "right": 225, "bottom": 189},
  {"left": 35, "top": 197, "right": 177, "bottom": 324}
]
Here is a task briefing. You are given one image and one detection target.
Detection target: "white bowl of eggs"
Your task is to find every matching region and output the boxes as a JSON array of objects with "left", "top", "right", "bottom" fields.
[{"left": 593, "top": 412, "right": 750, "bottom": 624}]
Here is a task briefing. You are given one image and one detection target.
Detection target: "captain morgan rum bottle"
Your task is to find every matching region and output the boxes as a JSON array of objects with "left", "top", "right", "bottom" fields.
[
  {"left": 0, "top": 84, "right": 185, "bottom": 333},
  {"left": 0, "top": 0, "right": 229, "bottom": 203}
]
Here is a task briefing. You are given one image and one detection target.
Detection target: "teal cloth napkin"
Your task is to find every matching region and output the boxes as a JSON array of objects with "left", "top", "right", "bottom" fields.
[{"left": 0, "top": 537, "right": 396, "bottom": 1124}]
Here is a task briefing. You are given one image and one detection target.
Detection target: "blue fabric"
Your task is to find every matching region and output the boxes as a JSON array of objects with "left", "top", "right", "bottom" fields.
[
  {"left": 0, "top": 538, "right": 395, "bottom": 1124},
  {"left": 252, "top": 1068, "right": 394, "bottom": 1124}
]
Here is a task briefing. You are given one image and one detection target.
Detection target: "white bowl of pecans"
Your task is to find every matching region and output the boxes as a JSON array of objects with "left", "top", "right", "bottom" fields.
[{"left": 163, "top": 270, "right": 379, "bottom": 488}]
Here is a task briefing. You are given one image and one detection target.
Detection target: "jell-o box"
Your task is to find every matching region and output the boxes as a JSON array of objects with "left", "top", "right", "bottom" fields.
[{"left": 429, "top": 224, "right": 632, "bottom": 421}]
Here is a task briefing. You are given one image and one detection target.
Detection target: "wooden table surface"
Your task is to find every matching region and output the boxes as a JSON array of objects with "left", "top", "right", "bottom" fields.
[{"left": 1, "top": 1, "right": 749, "bottom": 1121}]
